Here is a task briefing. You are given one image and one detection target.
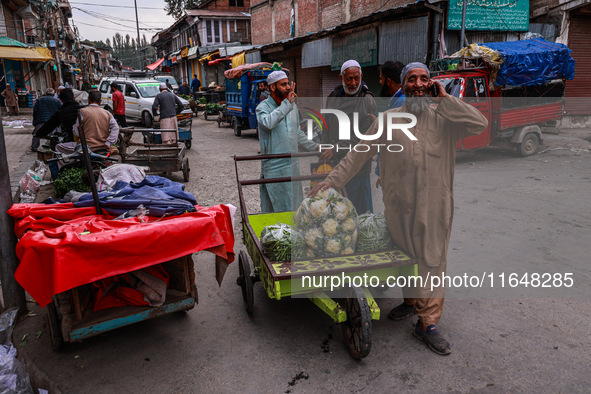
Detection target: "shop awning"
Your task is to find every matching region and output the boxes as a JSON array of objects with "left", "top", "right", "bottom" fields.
[
  {"left": 199, "top": 50, "right": 219, "bottom": 63},
  {"left": 0, "top": 46, "right": 53, "bottom": 61},
  {"left": 146, "top": 57, "right": 165, "bottom": 70},
  {"left": 208, "top": 56, "right": 231, "bottom": 65}
]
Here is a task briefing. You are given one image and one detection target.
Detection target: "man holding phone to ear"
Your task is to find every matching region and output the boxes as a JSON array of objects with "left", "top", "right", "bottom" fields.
[{"left": 309, "top": 62, "right": 488, "bottom": 355}]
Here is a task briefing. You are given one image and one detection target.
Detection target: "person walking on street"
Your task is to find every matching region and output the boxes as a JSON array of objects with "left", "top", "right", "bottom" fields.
[
  {"left": 31, "top": 88, "right": 62, "bottom": 151},
  {"left": 110, "top": 83, "right": 127, "bottom": 127},
  {"left": 165, "top": 79, "right": 173, "bottom": 91},
  {"left": 2, "top": 84, "right": 19, "bottom": 116},
  {"left": 324, "top": 59, "right": 377, "bottom": 215},
  {"left": 309, "top": 62, "right": 488, "bottom": 356},
  {"left": 191, "top": 74, "right": 201, "bottom": 99},
  {"left": 178, "top": 81, "right": 191, "bottom": 96},
  {"left": 152, "top": 83, "right": 183, "bottom": 144},
  {"left": 35, "top": 88, "right": 81, "bottom": 145},
  {"left": 256, "top": 70, "right": 332, "bottom": 213}
]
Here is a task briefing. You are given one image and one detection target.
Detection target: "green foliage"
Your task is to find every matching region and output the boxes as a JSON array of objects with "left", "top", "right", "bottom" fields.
[
  {"left": 179, "top": 94, "right": 193, "bottom": 100},
  {"left": 164, "top": 0, "right": 200, "bottom": 19},
  {"left": 53, "top": 168, "right": 91, "bottom": 199},
  {"left": 198, "top": 97, "right": 208, "bottom": 104},
  {"left": 205, "top": 103, "right": 223, "bottom": 113},
  {"left": 109, "top": 33, "right": 156, "bottom": 70}
]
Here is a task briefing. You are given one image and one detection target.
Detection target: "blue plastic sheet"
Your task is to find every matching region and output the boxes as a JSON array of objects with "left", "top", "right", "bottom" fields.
[
  {"left": 480, "top": 38, "right": 575, "bottom": 87},
  {"left": 74, "top": 175, "right": 197, "bottom": 216}
]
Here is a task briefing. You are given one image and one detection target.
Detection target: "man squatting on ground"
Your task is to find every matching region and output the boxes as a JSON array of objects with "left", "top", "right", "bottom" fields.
[
  {"left": 310, "top": 62, "right": 488, "bottom": 355},
  {"left": 256, "top": 70, "right": 333, "bottom": 213}
]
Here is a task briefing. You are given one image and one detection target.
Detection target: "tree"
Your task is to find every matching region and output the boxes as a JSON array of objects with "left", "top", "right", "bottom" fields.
[{"left": 164, "top": 0, "right": 199, "bottom": 20}]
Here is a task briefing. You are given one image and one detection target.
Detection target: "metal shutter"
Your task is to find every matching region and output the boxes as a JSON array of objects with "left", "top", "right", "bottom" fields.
[{"left": 565, "top": 14, "right": 591, "bottom": 115}]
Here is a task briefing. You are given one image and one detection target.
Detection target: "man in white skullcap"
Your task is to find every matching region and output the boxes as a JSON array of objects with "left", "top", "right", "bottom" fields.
[
  {"left": 324, "top": 59, "right": 377, "bottom": 215},
  {"left": 255, "top": 70, "right": 332, "bottom": 213},
  {"left": 310, "top": 62, "right": 488, "bottom": 355}
]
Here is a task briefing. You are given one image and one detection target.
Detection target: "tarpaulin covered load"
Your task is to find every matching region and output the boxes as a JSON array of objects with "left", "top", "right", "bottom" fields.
[
  {"left": 479, "top": 38, "right": 575, "bottom": 87},
  {"left": 8, "top": 203, "right": 236, "bottom": 308}
]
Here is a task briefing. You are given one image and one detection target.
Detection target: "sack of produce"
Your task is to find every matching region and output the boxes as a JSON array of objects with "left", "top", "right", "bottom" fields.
[
  {"left": 294, "top": 188, "right": 358, "bottom": 258},
  {"left": 356, "top": 213, "right": 394, "bottom": 253},
  {"left": 260, "top": 223, "right": 305, "bottom": 262}
]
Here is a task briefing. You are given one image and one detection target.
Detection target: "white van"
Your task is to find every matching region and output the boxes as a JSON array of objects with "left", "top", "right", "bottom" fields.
[{"left": 98, "top": 77, "right": 191, "bottom": 127}]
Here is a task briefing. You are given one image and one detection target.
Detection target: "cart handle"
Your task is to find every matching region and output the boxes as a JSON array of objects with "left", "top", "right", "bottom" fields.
[
  {"left": 234, "top": 152, "right": 321, "bottom": 161},
  {"left": 239, "top": 174, "right": 327, "bottom": 186}
]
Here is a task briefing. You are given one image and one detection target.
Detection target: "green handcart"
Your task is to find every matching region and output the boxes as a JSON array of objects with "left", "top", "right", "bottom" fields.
[{"left": 234, "top": 153, "right": 418, "bottom": 359}]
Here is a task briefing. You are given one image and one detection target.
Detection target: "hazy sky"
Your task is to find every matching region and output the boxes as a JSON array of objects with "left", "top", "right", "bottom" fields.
[{"left": 70, "top": 0, "right": 176, "bottom": 43}]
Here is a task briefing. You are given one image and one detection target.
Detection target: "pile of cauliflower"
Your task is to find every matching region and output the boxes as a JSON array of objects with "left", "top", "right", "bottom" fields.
[{"left": 294, "top": 188, "right": 358, "bottom": 258}]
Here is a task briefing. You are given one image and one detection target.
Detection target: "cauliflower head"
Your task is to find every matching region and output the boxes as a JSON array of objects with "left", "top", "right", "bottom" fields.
[
  {"left": 305, "top": 228, "right": 323, "bottom": 250},
  {"left": 322, "top": 218, "right": 339, "bottom": 237},
  {"left": 341, "top": 217, "right": 356, "bottom": 233},
  {"left": 325, "top": 238, "right": 342, "bottom": 254}
]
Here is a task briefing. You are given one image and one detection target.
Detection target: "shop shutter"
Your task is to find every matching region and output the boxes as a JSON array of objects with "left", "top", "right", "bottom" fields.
[
  {"left": 296, "top": 60, "right": 321, "bottom": 97},
  {"left": 321, "top": 66, "right": 340, "bottom": 97},
  {"left": 565, "top": 14, "right": 591, "bottom": 115}
]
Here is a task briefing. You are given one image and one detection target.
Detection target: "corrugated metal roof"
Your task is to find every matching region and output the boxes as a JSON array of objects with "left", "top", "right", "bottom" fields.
[
  {"left": 0, "top": 37, "right": 28, "bottom": 47},
  {"left": 331, "top": 28, "right": 377, "bottom": 71},
  {"left": 379, "top": 17, "right": 429, "bottom": 64}
]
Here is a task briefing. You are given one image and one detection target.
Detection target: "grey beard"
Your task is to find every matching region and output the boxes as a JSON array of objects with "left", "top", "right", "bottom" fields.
[
  {"left": 405, "top": 96, "right": 429, "bottom": 114},
  {"left": 342, "top": 81, "right": 361, "bottom": 96}
]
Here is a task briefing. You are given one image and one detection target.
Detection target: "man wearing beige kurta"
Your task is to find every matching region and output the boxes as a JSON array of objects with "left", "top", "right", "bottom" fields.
[{"left": 311, "top": 63, "right": 488, "bottom": 355}]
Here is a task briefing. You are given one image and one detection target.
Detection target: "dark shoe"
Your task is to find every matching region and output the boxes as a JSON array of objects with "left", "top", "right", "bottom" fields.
[
  {"left": 413, "top": 322, "right": 452, "bottom": 355},
  {"left": 387, "top": 302, "right": 416, "bottom": 320}
]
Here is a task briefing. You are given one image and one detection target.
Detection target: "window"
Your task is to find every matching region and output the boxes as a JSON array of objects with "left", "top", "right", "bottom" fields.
[
  {"left": 206, "top": 20, "right": 222, "bottom": 44},
  {"left": 125, "top": 84, "right": 138, "bottom": 98},
  {"left": 99, "top": 81, "right": 109, "bottom": 93},
  {"left": 465, "top": 77, "right": 488, "bottom": 102}
]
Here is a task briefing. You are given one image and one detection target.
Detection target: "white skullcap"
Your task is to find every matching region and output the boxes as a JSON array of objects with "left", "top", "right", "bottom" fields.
[
  {"left": 267, "top": 70, "right": 288, "bottom": 85},
  {"left": 159, "top": 83, "right": 168, "bottom": 90},
  {"left": 341, "top": 59, "right": 361, "bottom": 74},
  {"left": 57, "top": 85, "right": 65, "bottom": 90},
  {"left": 400, "top": 62, "right": 430, "bottom": 84}
]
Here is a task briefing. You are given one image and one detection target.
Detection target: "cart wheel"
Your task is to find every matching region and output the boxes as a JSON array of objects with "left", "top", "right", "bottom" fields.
[
  {"left": 236, "top": 251, "right": 254, "bottom": 315},
  {"left": 233, "top": 117, "right": 242, "bottom": 137},
  {"left": 182, "top": 156, "right": 190, "bottom": 182},
  {"left": 46, "top": 300, "right": 64, "bottom": 351},
  {"left": 341, "top": 287, "right": 372, "bottom": 359},
  {"left": 185, "top": 139, "right": 192, "bottom": 149}
]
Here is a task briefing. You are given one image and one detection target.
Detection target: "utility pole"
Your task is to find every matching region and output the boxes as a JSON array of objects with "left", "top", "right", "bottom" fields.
[
  {"left": 460, "top": 0, "right": 468, "bottom": 48},
  {"left": 134, "top": 0, "right": 143, "bottom": 70},
  {"left": 0, "top": 116, "right": 27, "bottom": 312}
]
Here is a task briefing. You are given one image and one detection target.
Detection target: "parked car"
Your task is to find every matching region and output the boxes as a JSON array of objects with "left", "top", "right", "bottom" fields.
[
  {"left": 98, "top": 77, "right": 192, "bottom": 127},
  {"left": 154, "top": 74, "right": 179, "bottom": 92}
]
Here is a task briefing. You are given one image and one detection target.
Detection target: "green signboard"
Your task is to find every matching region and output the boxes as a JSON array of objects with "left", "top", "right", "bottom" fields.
[{"left": 447, "top": 0, "right": 529, "bottom": 31}]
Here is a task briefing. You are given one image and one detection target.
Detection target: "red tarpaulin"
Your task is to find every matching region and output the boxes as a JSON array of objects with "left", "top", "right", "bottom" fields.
[
  {"left": 146, "top": 57, "right": 165, "bottom": 71},
  {"left": 8, "top": 203, "right": 235, "bottom": 308}
]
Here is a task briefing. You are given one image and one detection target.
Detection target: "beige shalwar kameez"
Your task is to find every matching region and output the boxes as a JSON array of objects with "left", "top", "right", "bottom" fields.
[{"left": 326, "top": 95, "right": 488, "bottom": 325}]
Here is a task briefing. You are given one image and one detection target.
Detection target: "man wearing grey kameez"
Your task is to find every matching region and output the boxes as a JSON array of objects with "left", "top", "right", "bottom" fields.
[{"left": 310, "top": 63, "right": 488, "bottom": 355}]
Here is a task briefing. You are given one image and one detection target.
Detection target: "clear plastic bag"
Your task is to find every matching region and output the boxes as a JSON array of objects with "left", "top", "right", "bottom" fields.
[
  {"left": 19, "top": 161, "right": 48, "bottom": 203},
  {"left": 356, "top": 213, "right": 394, "bottom": 253},
  {"left": 0, "top": 308, "right": 33, "bottom": 394},
  {"left": 294, "top": 188, "right": 358, "bottom": 258},
  {"left": 260, "top": 223, "right": 304, "bottom": 262}
]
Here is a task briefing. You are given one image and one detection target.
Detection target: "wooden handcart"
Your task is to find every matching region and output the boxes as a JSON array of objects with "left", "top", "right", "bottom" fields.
[
  {"left": 119, "top": 127, "right": 190, "bottom": 182},
  {"left": 233, "top": 153, "right": 418, "bottom": 359}
]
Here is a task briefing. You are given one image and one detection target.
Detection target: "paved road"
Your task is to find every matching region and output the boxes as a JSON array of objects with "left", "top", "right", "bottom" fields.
[{"left": 10, "top": 114, "right": 591, "bottom": 393}]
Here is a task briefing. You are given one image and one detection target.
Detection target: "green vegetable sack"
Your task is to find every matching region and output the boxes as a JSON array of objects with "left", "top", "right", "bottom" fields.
[
  {"left": 53, "top": 167, "right": 91, "bottom": 199},
  {"left": 356, "top": 213, "right": 394, "bottom": 253},
  {"left": 260, "top": 223, "right": 304, "bottom": 262},
  {"left": 294, "top": 188, "right": 358, "bottom": 258}
]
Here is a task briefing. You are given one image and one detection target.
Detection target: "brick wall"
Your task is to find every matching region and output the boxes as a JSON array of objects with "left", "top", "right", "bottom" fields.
[
  {"left": 321, "top": 4, "right": 342, "bottom": 29},
  {"left": 201, "top": 0, "right": 251, "bottom": 12},
  {"left": 350, "top": 0, "right": 381, "bottom": 21},
  {"left": 273, "top": 0, "right": 293, "bottom": 41},
  {"left": 251, "top": 6, "right": 273, "bottom": 44},
  {"left": 298, "top": 0, "right": 319, "bottom": 35}
]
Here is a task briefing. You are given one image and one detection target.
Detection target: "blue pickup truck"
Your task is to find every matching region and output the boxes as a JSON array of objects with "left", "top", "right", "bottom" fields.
[{"left": 225, "top": 69, "right": 273, "bottom": 137}]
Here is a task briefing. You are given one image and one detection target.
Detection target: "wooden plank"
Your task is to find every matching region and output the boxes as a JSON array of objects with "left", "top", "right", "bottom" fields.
[{"left": 68, "top": 295, "right": 196, "bottom": 342}]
